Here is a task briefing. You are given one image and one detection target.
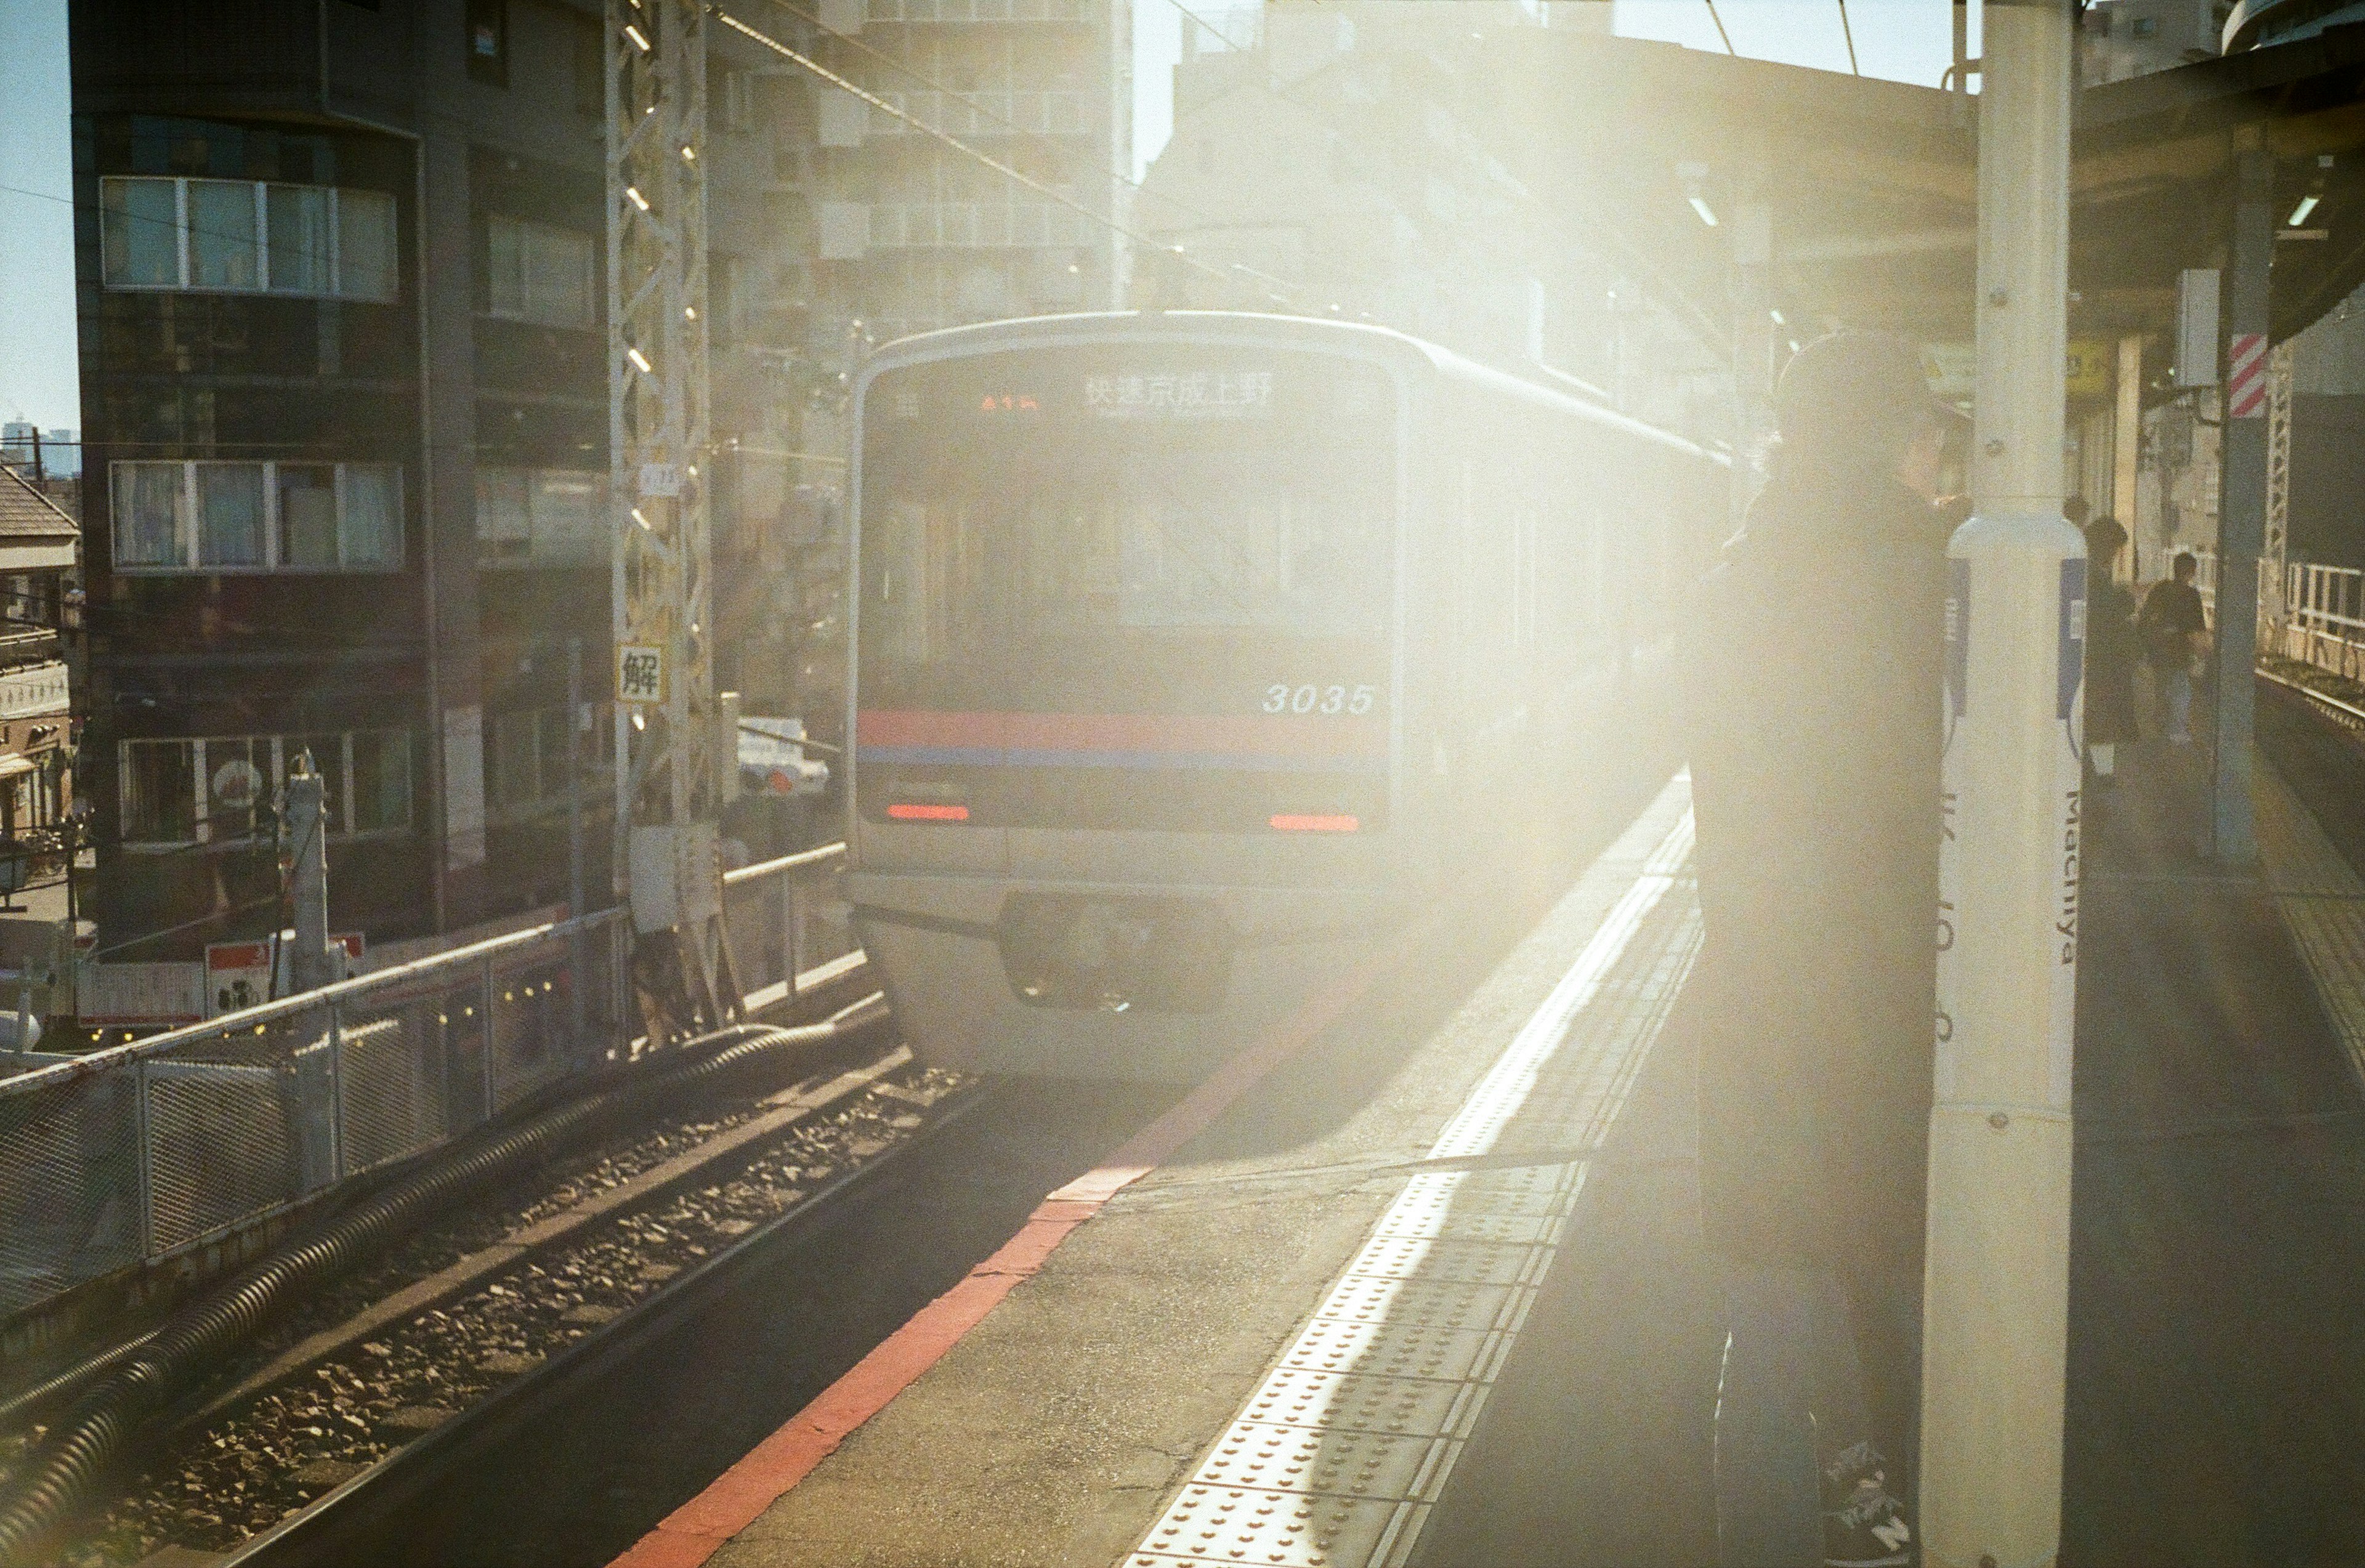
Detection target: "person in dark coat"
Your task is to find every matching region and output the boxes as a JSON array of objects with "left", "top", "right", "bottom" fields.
[
  {"left": 2138, "top": 551, "right": 2210, "bottom": 744},
  {"left": 1688, "top": 331, "right": 1947, "bottom": 1568},
  {"left": 2083, "top": 517, "right": 2142, "bottom": 783}
]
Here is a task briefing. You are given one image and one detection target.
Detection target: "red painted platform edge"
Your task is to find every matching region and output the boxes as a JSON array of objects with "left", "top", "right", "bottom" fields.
[{"left": 605, "top": 914, "right": 1439, "bottom": 1568}]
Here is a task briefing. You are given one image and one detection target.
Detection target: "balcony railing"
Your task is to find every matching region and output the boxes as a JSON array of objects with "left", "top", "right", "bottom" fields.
[
  {"left": 865, "top": 201, "right": 1094, "bottom": 249},
  {"left": 866, "top": 0, "right": 1095, "bottom": 22},
  {"left": 868, "top": 89, "right": 1098, "bottom": 137}
]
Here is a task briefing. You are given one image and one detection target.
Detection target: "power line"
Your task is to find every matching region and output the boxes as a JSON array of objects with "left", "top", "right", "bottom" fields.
[
  {"left": 1703, "top": 0, "right": 1736, "bottom": 54},
  {"left": 1837, "top": 0, "right": 1861, "bottom": 75},
  {"left": 714, "top": 8, "right": 1260, "bottom": 301}
]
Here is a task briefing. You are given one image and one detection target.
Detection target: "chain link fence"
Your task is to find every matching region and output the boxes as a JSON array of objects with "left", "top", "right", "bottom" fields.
[{"left": 0, "top": 846, "right": 851, "bottom": 1324}]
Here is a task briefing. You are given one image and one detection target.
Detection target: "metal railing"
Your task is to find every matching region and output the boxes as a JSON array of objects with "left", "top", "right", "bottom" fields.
[
  {"left": 0, "top": 844, "right": 857, "bottom": 1325},
  {"left": 2192, "top": 549, "right": 2365, "bottom": 687},
  {"left": 2278, "top": 559, "right": 2365, "bottom": 684}
]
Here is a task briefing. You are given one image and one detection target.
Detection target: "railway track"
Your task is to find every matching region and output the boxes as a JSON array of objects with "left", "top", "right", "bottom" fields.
[
  {"left": 206, "top": 1064, "right": 993, "bottom": 1568},
  {"left": 4, "top": 1032, "right": 985, "bottom": 1568},
  {"left": 2258, "top": 661, "right": 2365, "bottom": 870}
]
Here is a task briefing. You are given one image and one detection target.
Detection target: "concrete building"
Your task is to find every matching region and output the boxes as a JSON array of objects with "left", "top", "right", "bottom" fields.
[
  {"left": 2082, "top": 0, "right": 2224, "bottom": 83},
  {"left": 791, "top": 0, "right": 1131, "bottom": 350},
  {"left": 65, "top": 0, "right": 825, "bottom": 972},
  {"left": 0, "top": 469, "right": 83, "bottom": 900},
  {"left": 1132, "top": 1, "right": 1723, "bottom": 438}
]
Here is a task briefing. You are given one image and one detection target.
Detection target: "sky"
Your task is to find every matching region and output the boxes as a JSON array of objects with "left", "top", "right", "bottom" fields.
[{"left": 0, "top": 0, "right": 1973, "bottom": 434}]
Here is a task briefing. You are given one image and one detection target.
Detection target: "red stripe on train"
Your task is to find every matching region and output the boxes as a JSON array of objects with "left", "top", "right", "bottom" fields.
[{"left": 855, "top": 709, "right": 1387, "bottom": 757}]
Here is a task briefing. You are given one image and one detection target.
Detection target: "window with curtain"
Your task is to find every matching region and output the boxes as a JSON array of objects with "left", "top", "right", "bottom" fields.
[
  {"left": 118, "top": 730, "right": 414, "bottom": 847},
  {"left": 486, "top": 214, "right": 595, "bottom": 329},
  {"left": 196, "top": 464, "right": 266, "bottom": 567},
  {"left": 113, "top": 461, "right": 402, "bottom": 572},
  {"left": 265, "top": 184, "right": 331, "bottom": 295},
  {"left": 100, "top": 177, "right": 398, "bottom": 301},
  {"left": 115, "top": 463, "right": 188, "bottom": 567},
  {"left": 475, "top": 467, "right": 605, "bottom": 566},
  {"left": 186, "top": 180, "right": 260, "bottom": 290},
  {"left": 102, "top": 178, "right": 180, "bottom": 287}
]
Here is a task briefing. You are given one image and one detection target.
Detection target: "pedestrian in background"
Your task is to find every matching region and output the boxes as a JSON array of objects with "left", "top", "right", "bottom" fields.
[
  {"left": 2083, "top": 516, "right": 2141, "bottom": 785},
  {"left": 2138, "top": 551, "right": 2210, "bottom": 745},
  {"left": 1688, "top": 331, "right": 1947, "bottom": 1568}
]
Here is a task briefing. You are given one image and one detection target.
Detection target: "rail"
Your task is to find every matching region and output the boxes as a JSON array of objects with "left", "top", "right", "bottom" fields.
[{"left": 0, "top": 844, "right": 857, "bottom": 1325}]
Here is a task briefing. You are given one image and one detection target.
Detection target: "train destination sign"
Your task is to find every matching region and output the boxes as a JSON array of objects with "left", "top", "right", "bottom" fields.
[{"left": 1085, "top": 370, "right": 1274, "bottom": 419}]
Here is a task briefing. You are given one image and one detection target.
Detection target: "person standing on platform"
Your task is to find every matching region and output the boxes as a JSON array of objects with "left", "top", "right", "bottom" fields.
[
  {"left": 1688, "top": 332, "right": 1947, "bottom": 1568},
  {"left": 2138, "top": 551, "right": 2210, "bottom": 745},
  {"left": 2083, "top": 517, "right": 2141, "bottom": 785}
]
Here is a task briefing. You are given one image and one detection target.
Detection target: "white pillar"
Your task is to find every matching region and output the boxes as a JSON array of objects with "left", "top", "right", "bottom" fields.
[{"left": 1923, "top": 4, "right": 2082, "bottom": 1566}]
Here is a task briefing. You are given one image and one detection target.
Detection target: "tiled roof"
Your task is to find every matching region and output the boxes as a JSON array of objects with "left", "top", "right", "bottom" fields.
[{"left": 0, "top": 467, "right": 78, "bottom": 543}]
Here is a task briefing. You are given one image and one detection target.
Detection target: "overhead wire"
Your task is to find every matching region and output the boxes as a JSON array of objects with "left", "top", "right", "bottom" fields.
[
  {"left": 714, "top": 7, "right": 1258, "bottom": 301},
  {"left": 1702, "top": 0, "right": 1736, "bottom": 54},
  {"left": 742, "top": 0, "right": 1364, "bottom": 303},
  {"left": 1837, "top": 0, "right": 1861, "bottom": 75}
]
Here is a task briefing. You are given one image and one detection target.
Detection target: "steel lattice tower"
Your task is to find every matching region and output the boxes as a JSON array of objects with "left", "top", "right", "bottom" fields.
[
  {"left": 607, "top": 0, "right": 734, "bottom": 1033},
  {"left": 2265, "top": 337, "right": 2294, "bottom": 638}
]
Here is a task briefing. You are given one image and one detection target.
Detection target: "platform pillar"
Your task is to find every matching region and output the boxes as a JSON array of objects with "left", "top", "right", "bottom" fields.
[
  {"left": 2209, "top": 139, "right": 2273, "bottom": 867},
  {"left": 1922, "top": 4, "right": 2082, "bottom": 1566}
]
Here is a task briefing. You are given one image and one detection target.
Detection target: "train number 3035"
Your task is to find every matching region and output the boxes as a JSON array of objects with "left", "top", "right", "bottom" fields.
[{"left": 1264, "top": 683, "right": 1378, "bottom": 716}]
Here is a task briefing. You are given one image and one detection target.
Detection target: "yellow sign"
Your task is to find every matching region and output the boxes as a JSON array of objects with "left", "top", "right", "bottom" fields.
[
  {"left": 617, "top": 643, "right": 668, "bottom": 706},
  {"left": 2064, "top": 338, "right": 2112, "bottom": 400},
  {"left": 1920, "top": 340, "right": 2114, "bottom": 401}
]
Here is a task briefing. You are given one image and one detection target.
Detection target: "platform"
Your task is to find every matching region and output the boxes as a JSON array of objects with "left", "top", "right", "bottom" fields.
[{"left": 610, "top": 734, "right": 2365, "bottom": 1568}]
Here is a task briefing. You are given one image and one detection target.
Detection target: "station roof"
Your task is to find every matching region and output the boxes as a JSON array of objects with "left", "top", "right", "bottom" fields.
[{"left": 1471, "top": 22, "right": 2365, "bottom": 382}]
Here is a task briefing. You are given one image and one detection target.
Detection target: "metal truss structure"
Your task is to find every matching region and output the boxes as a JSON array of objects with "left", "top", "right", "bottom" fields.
[
  {"left": 2265, "top": 337, "right": 2294, "bottom": 632},
  {"left": 607, "top": 0, "right": 736, "bottom": 1037}
]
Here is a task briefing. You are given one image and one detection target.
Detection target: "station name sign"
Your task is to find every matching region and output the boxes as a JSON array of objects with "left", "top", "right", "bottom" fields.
[{"left": 1085, "top": 370, "right": 1274, "bottom": 420}]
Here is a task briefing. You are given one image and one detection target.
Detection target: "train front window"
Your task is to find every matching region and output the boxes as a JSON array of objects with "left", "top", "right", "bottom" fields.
[{"left": 858, "top": 347, "right": 1396, "bottom": 832}]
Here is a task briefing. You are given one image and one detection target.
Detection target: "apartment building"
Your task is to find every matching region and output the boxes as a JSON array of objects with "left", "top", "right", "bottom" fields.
[{"left": 67, "top": 0, "right": 788, "bottom": 968}]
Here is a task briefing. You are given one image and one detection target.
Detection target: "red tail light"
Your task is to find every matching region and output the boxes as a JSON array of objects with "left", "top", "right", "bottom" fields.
[
  {"left": 887, "top": 802, "right": 970, "bottom": 822},
  {"left": 1269, "top": 814, "right": 1359, "bottom": 833}
]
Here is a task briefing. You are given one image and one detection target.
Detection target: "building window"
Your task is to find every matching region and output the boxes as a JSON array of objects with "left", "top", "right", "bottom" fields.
[
  {"left": 485, "top": 704, "right": 610, "bottom": 825},
  {"left": 485, "top": 215, "right": 596, "bottom": 329},
  {"left": 101, "top": 177, "right": 398, "bottom": 302},
  {"left": 722, "top": 71, "right": 758, "bottom": 132},
  {"left": 466, "top": 0, "right": 509, "bottom": 86},
  {"left": 475, "top": 466, "right": 607, "bottom": 567},
  {"left": 118, "top": 730, "right": 413, "bottom": 849},
  {"left": 112, "top": 460, "right": 403, "bottom": 572},
  {"left": 573, "top": 16, "right": 605, "bottom": 118}
]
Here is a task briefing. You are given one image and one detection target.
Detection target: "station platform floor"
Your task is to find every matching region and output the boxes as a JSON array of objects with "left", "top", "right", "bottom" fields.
[{"left": 609, "top": 735, "right": 2365, "bottom": 1568}]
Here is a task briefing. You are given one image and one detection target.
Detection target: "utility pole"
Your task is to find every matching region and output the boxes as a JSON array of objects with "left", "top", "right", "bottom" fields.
[
  {"left": 2209, "top": 137, "right": 2273, "bottom": 867},
  {"left": 1922, "top": 4, "right": 2082, "bottom": 1565},
  {"left": 607, "top": 0, "right": 738, "bottom": 1040},
  {"left": 567, "top": 635, "right": 589, "bottom": 1054},
  {"left": 286, "top": 750, "right": 338, "bottom": 995}
]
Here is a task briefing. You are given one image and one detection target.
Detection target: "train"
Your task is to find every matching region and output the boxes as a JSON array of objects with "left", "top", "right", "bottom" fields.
[{"left": 843, "top": 311, "right": 1724, "bottom": 1080}]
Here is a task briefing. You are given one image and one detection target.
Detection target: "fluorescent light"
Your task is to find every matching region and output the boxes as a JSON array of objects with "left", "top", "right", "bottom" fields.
[
  {"left": 624, "top": 23, "right": 651, "bottom": 51},
  {"left": 2289, "top": 194, "right": 2321, "bottom": 226},
  {"left": 626, "top": 347, "right": 653, "bottom": 373},
  {"left": 1689, "top": 195, "right": 1720, "bottom": 227},
  {"left": 626, "top": 186, "right": 650, "bottom": 211},
  {"left": 1769, "top": 309, "right": 1786, "bottom": 326}
]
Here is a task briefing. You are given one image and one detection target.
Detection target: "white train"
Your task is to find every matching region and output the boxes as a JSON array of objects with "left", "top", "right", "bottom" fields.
[{"left": 844, "top": 312, "right": 1723, "bottom": 1080}]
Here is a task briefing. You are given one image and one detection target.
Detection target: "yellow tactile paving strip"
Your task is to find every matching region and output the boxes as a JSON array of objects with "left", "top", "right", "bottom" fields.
[
  {"left": 1120, "top": 809, "right": 1702, "bottom": 1568},
  {"left": 2255, "top": 761, "right": 2365, "bottom": 1089}
]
